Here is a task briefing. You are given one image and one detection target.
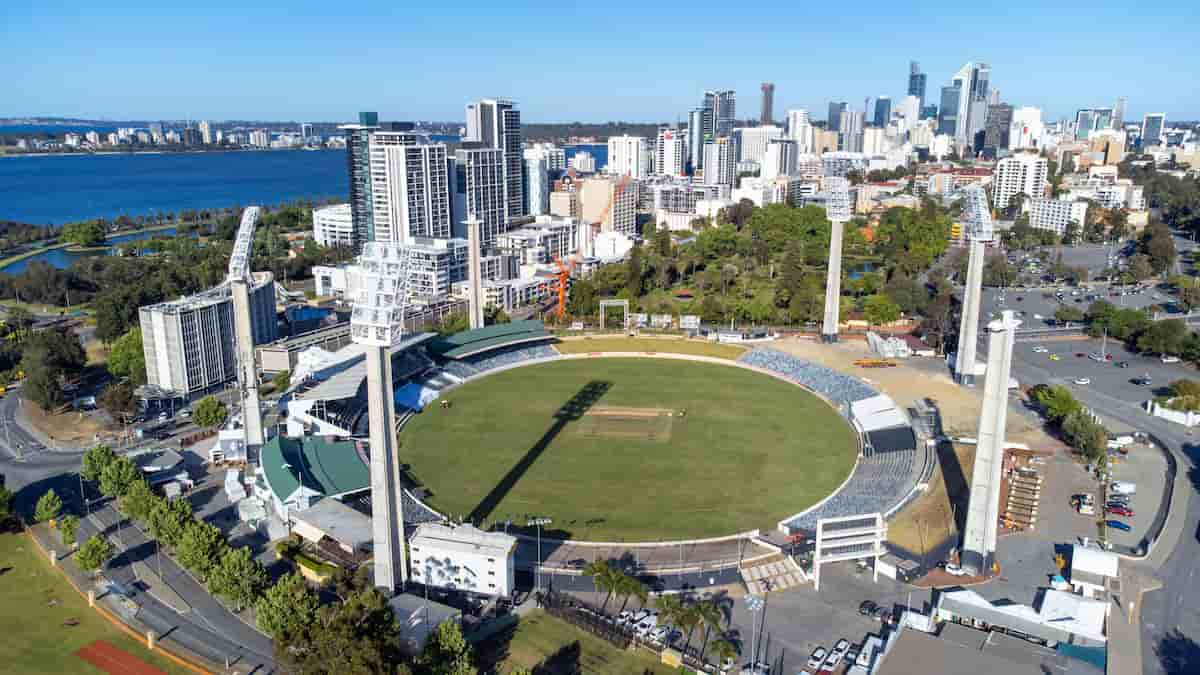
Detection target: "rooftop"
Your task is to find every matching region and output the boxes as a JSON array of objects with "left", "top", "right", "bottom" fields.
[
  {"left": 410, "top": 523, "right": 518, "bottom": 559},
  {"left": 260, "top": 435, "right": 369, "bottom": 502},
  {"left": 292, "top": 498, "right": 373, "bottom": 548},
  {"left": 427, "top": 320, "right": 552, "bottom": 360}
]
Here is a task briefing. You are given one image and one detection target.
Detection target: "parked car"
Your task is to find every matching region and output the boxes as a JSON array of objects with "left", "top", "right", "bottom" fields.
[
  {"left": 1111, "top": 481, "right": 1137, "bottom": 495},
  {"left": 858, "top": 600, "right": 878, "bottom": 616},
  {"left": 832, "top": 639, "right": 851, "bottom": 661},
  {"left": 1049, "top": 354, "right": 1061, "bottom": 361},
  {"left": 807, "top": 647, "right": 828, "bottom": 671},
  {"left": 615, "top": 610, "right": 635, "bottom": 626},
  {"left": 1106, "top": 520, "right": 1132, "bottom": 532},
  {"left": 1106, "top": 506, "right": 1134, "bottom": 517},
  {"left": 820, "top": 647, "right": 845, "bottom": 672},
  {"left": 1073, "top": 377, "right": 1092, "bottom": 385},
  {"left": 1032, "top": 346, "right": 1049, "bottom": 353},
  {"left": 1162, "top": 355, "right": 1181, "bottom": 364},
  {"left": 1116, "top": 361, "right": 1130, "bottom": 368}
]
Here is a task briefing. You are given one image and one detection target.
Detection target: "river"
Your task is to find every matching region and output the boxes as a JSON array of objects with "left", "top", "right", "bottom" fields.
[
  {"left": 0, "top": 149, "right": 348, "bottom": 226},
  {"left": 1, "top": 228, "right": 188, "bottom": 275}
]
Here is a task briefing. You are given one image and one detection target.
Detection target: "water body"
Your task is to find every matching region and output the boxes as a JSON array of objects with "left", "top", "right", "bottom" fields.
[
  {"left": 0, "top": 149, "right": 347, "bottom": 225},
  {"left": 0, "top": 123, "right": 120, "bottom": 135},
  {"left": 564, "top": 143, "right": 607, "bottom": 169},
  {"left": 2, "top": 228, "right": 186, "bottom": 275}
]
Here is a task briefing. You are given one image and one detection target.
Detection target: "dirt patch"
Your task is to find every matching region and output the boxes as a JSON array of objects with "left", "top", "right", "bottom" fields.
[
  {"left": 887, "top": 443, "right": 975, "bottom": 560},
  {"left": 574, "top": 407, "right": 677, "bottom": 442},
  {"left": 24, "top": 402, "right": 113, "bottom": 444}
]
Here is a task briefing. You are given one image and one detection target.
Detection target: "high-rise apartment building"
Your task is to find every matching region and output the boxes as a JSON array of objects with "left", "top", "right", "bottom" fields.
[
  {"left": 839, "top": 111, "right": 864, "bottom": 153},
  {"left": 992, "top": 152, "right": 1048, "bottom": 212},
  {"left": 450, "top": 144, "right": 507, "bottom": 247},
  {"left": 524, "top": 143, "right": 566, "bottom": 173},
  {"left": 761, "top": 139, "right": 797, "bottom": 180},
  {"left": 702, "top": 137, "right": 737, "bottom": 187},
  {"left": 908, "top": 61, "right": 927, "bottom": 110},
  {"left": 524, "top": 158, "right": 549, "bottom": 216},
  {"left": 198, "top": 120, "right": 213, "bottom": 145},
  {"left": 1009, "top": 107, "right": 1044, "bottom": 150},
  {"left": 950, "top": 62, "right": 991, "bottom": 145},
  {"left": 827, "top": 101, "right": 849, "bottom": 134},
  {"left": 1141, "top": 113, "right": 1166, "bottom": 147},
  {"left": 341, "top": 112, "right": 380, "bottom": 248},
  {"left": 703, "top": 90, "right": 736, "bottom": 140},
  {"left": 369, "top": 131, "right": 451, "bottom": 247},
  {"left": 873, "top": 97, "right": 891, "bottom": 128},
  {"left": 982, "top": 104, "right": 1013, "bottom": 156},
  {"left": 606, "top": 135, "right": 649, "bottom": 178},
  {"left": 465, "top": 98, "right": 523, "bottom": 218},
  {"left": 312, "top": 203, "right": 355, "bottom": 248},
  {"left": 655, "top": 127, "right": 687, "bottom": 177},
  {"left": 579, "top": 177, "right": 636, "bottom": 236},
  {"left": 735, "top": 125, "right": 783, "bottom": 165},
  {"left": 688, "top": 108, "right": 705, "bottom": 173},
  {"left": 1074, "top": 108, "right": 1113, "bottom": 140},
  {"left": 760, "top": 82, "right": 775, "bottom": 125},
  {"left": 786, "top": 109, "right": 813, "bottom": 153},
  {"left": 1112, "top": 98, "right": 1126, "bottom": 130}
]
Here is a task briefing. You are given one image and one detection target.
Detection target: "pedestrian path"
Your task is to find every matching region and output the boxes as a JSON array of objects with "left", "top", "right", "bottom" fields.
[{"left": 740, "top": 555, "right": 808, "bottom": 595}]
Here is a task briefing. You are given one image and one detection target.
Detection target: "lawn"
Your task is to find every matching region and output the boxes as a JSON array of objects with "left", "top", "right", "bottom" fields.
[
  {"left": 403, "top": 357, "right": 857, "bottom": 540},
  {"left": 480, "top": 610, "right": 680, "bottom": 674},
  {"left": 554, "top": 336, "right": 747, "bottom": 360},
  {"left": 0, "top": 531, "right": 193, "bottom": 675}
]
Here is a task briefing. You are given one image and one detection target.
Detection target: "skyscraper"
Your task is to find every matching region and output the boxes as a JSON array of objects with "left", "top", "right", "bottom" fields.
[
  {"left": 951, "top": 62, "right": 991, "bottom": 145},
  {"left": 341, "top": 111, "right": 380, "bottom": 249},
  {"left": 937, "top": 86, "right": 960, "bottom": 137},
  {"left": 908, "top": 61, "right": 927, "bottom": 110},
  {"left": 656, "top": 127, "right": 687, "bottom": 177},
  {"left": 1141, "top": 113, "right": 1165, "bottom": 147},
  {"left": 760, "top": 82, "right": 775, "bottom": 125},
  {"left": 368, "top": 132, "right": 451, "bottom": 246},
  {"left": 198, "top": 120, "right": 213, "bottom": 145},
  {"left": 1112, "top": 98, "right": 1126, "bottom": 130},
  {"left": 827, "top": 101, "right": 848, "bottom": 132},
  {"left": 465, "top": 99, "right": 524, "bottom": 219},
  {"left": 688, "top": 108, "right": 705, "bottom": 174},
  {"left": 524, "top": 158, "right": 548, "bottom": 216},
  {"left": 606, "top": 135, "right": 649, "bottom": 178},
  {"left": 703, "top": 90, "right": 737, "bottom": 139},
  {"left": 992, "top": 153, "right": 1048, "bottom": 213},
  {"left": 702, "top": 138, "right": 737, "bottom": 187},
  {"left": 786, "top": 109, "right": 813, "bottom": 153},
  {"left": 873, "top": 97, "right": 892, "bottom": 128},
  {"left": 982, "top": 104, "right": 1013, "bottom": 157},
  {"left": 450, "top": 144, "right": 507, "bottom": 248}
]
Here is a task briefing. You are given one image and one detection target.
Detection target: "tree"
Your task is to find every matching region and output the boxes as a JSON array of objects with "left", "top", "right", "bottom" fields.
[
  {"left": 76, "top": 534, "right": 115, "bottom": 575},
  {"left": 582, "top": 560, "right": 620, "bottom": 612},
  {"left": 1170, "top": 379, "right": 1200, "bottom": 398},
  {"left": 19, "top": 327, "right": 86, "bottom": 411},
  {"left": 148, "top": 497, "right": 192, "bottom": 547},
  {"left": 1054, "top": 306, "right": 1085, "bottom": 325},
  {"left": 0, "top": 484, "right": 13, "bottom": 528},
  {"left": 61, "top": 221, "right": 106, "bottom": 247},
  {"left": 420, "top": 619, "right": 476, "bottom": 675},
  {"left": 1062, "top": 221, "right": 1081, "bottom": 245},
  {"left": 81, "top": 444, "right": 117, "bottom": 482},
  {"left": 1062, "top": 410, "right": 1107, "bottom": 461},
  {"left": 98, "top": 381, "right": 136, "bottom": 419},
  {"left": 1129, "top": 254, "right": 1155, "bottom": 281},
  {"left": 614, "top": 573, "right": 648, "bottom": 613},
  {"left": 484, "top": 305, "right": 511, "bottom": 326},
  {"left": 863, "top": 294, "right": 901, "bottom": 328},
  {"left": 1138, "top": 319, "right": 1188, "bottom": 355},
  {"left": 193, "top": 395, "right": 228, "bottom": 428},
  {"left": 177, "top": 521, "right": 226, "bottom": 581},
  {"left": 34, "top": 489, "right": 63, "bottom": 523},
  {"left": 1031, "top": 384, "right": 1081, "bottom": 423},
  {"left": 99, "top": 456, "right": 140, "bottom": 498},
  {"left": 120, "top": 479, "right": 157, "bottom": 523},
  {"left": 695, "top": 600, "right": 723, "bottom": 658},
  {"left": 257, "top": 572, "right": 319, "bottom": 640},
  {"left": 106, "top": 328, "right": 146, "bottom": 384},
  {"left": 1180, "top": 286, "right": 1200, "bottom": 312},
  {"left": 281, "top": 588, "right": 401, "bottom": 673},
  {"left": 208, "top": 546, "right": 268, "bottom": 611},
  {"left": 708, "top": 639, "right": 739, "bottom": 669},
  {"left": 59, "top": 514, "right": 79, "bottom": 547},
  {"left": 272, "top": 369, "right": 291, "bottom": 392}
]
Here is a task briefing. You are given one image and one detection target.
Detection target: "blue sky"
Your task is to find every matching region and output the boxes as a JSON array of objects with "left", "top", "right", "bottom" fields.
[{"left": 3, "top": 1, "right": 1196, "bottom": 124}]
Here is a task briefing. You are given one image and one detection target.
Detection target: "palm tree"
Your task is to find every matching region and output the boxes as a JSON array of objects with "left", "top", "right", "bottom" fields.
[
  {"left": 583, "top": 560, "right": 619, "bottom": 613},
  {"left": 708, "top": 638, "right": 739, "bottom": 670},
  {"left": 677, "top": 603, "right": 703, "bottom": 654},
  {"left": 654, "top": 594, "right": 683, "bottom": 632},
  {"left": 696, "top": 600, "right": 723, "bottom": 659},
  {"left": 616, "top": 573, "right": 647, "bottom": 614}
]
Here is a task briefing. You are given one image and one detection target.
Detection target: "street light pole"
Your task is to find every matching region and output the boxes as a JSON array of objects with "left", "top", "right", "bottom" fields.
[
  {"left": 745, "top": 594, "right": 764, "bottom": 669},
  {"left": 527, "top": 517, "right": 552, "bottom": 594}
]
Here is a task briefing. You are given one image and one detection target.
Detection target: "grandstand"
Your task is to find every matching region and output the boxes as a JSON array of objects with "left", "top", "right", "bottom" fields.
[{"left": 739, "top": 349, "right": 927, "bottom": 535}]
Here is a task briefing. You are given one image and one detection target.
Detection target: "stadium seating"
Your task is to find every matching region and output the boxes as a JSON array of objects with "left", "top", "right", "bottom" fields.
[
  {"left": 439, "top": 343, "right": 559, "bottom": 380},
  {"left": 738, "top": 349, "right": 878, "bottom": 404},
  {"left": 739, "top": 349, "right": 925, "bottom": 531}
]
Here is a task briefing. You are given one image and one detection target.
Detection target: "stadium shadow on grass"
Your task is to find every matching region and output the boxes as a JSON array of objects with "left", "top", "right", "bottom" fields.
[{"left": 470, "top": 381, "right": 612, "bottom": 526}]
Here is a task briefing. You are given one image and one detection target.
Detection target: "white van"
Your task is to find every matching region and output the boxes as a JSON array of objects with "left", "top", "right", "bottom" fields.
[
  {"left": 1110, "top": 481, "right": 1137, "bottom": 495},
  {"left": 1161, "top": 355, "right": 1181, "bottom": 364}
]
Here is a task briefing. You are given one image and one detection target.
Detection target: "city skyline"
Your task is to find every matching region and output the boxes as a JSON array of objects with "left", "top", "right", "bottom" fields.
[{"left": 3, "top": 1, "right": 1197, "bottom": 123}]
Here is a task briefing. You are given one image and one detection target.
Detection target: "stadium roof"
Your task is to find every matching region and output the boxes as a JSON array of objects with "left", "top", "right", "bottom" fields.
[
  {"left": 260, "top": 435, "right": 369, "bottom": 502},
  {"left": 294, "top": 332, "right": 436, "bottom": 402},
  {"left": 867, "top": 426, "right": 917, "bottom": 454},
  {"left": 427, "top": 320, "right": 553, "bottom": 360}
]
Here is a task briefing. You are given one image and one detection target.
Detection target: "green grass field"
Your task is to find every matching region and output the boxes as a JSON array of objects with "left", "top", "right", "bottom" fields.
[
  {"left": 403, "top": 358, "right": 857, "bottom": 540},
  {"left": 479, "top": 610, "right": 680, "bottom": 674},
  {"left": 0, "top": 531, "right": 192, "bottom": 675},
  {"left": 554, "top": 337, "right": 746, "bottom": 360}
]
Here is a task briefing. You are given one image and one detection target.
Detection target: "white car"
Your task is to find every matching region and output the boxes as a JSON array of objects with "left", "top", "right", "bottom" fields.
[
  {"left": 821, "top": 648, "right": 844, "bottom": 672},
  {"left": 1087, "top": 352, "right": 1105, "bottom": 362},
  {"left": 1073, "top": 377, "right": 1091, "bottom": 385},
  {"left": 635, "top": 613, "right": 658, "bottom": 636},
  {"left": 648, "top": 625, "right": 672, "bottom": 643},
  {"left": 807, "top": 647, "right": 828, "bottom": 670},
  {"left": 1032, "top": 346, "right": 1049, "bottom": 353},
  {"left": 615, "top": 610, "right": 634, "bottom": 626},
  {"left": 1161, "top": 355, "right": 1181, "bottom": 364}
]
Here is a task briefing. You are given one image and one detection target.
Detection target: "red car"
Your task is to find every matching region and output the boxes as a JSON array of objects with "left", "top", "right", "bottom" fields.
[{"left": 1106, "top": 506, "right": 1134, "bottom": 517}]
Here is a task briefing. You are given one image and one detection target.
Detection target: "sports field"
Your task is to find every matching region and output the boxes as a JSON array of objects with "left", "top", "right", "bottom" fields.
[
  {"left": 402, "top": 357, "right": 858, "bottom": 540},
  {"left": 554, "top": 336, "right": 746, "bottom": 360}
]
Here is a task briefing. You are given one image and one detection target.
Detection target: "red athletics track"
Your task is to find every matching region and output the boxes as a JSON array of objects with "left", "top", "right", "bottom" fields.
[{"left": 75, "top": 639, "right": 167, "bottom": 675}]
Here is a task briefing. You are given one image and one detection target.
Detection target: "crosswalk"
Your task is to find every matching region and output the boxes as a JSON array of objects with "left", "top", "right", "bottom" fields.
[{"left": 740, "top": 556, "right": 809, "bottom": 595}]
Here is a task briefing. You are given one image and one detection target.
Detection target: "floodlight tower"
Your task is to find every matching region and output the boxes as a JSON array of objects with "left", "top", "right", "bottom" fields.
[
  {"left": 465, "top": 215, "right": 485, "bottom": 330},
  {"left": 350, "top": 242, "right": 412, "bottom": 594},
  {"left": 960, "top": 309, "right": 1021, "bottom": 575},
  {"left": 821, "top": 177, "right": 853, "bottom": 342},
  {"left": 227, "top": 207, "right": 265, "bottom": 448},
  {"left": 953, "top": 185, "right": 995, "bottom": 385}
]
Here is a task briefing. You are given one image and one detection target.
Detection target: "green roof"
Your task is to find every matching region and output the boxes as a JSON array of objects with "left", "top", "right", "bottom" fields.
[
  {"left": 261, "top": 435, "right": 370, "bottom": 501},
  {"left": 428, "top": 320, "right": 552, "bottom": 359}
]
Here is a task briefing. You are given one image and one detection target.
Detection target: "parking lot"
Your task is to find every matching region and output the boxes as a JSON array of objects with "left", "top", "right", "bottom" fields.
[{"left": 1013, "top": 336, "right": 1188, "bottom": 403}]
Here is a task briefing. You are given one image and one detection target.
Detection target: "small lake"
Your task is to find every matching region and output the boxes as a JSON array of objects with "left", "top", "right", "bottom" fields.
[{"left": 2, "top": 228, "right": 183, "bottom": 275}]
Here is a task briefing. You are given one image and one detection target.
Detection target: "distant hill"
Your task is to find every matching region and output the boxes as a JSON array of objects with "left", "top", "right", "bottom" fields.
[{"left": 523, "top": 122, "right": 665, "bottom": 143}]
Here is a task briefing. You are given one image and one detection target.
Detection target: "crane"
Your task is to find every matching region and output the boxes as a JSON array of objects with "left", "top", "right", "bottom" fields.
[{"left": 552, "top": 175, "right": 631, "bottom": 317}]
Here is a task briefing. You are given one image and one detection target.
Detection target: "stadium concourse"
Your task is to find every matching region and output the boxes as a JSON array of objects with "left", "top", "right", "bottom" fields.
[{"left": 274, "top": 328, "right": 926, "bottom": 575}]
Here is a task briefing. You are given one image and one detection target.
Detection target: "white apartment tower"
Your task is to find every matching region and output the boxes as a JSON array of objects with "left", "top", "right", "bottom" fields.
[
  {"left": 787, "top": 109, "right": 813, "bottom": 153},
  {"left": 1009, "top": 107, "right": 1045, "bottom": 150},
  {"left": 992, "top": 152, "right": 1048, "bottom": 213},
  {"left": 606, "top": 135, "right": 649, "bottom": 178},
  {"left": 656, "top": 128, "right": 687, "bottom": 177},
  {"left": 761, "top": 139, "right": 797, "bottom": 180},
  {"left": 735, "top": 125, "right": 783, "bottom": 164},
  {"left": 451, "top": 145, "right": 507, "bottom": 248},
  {"left": 524, "top": 157, "right": 549, "bottom": 216},
  {"left": 368, "top": 132, "right": 451, "bottom": 246},
  {"left": 702, "top": 138, "right": 737, "bottom": 187},
  {"left": 465, "top": 98, "right": 524, "bottom": 218}
]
